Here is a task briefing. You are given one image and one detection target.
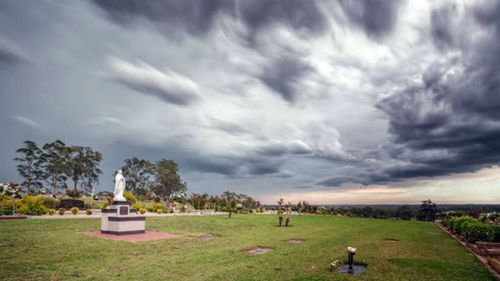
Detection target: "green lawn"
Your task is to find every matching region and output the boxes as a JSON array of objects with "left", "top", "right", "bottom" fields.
[{"left": 0, "top": 215, "right": 495, "bottom": 281}]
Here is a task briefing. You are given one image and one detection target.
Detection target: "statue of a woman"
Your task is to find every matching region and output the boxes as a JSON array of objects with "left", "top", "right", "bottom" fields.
[{"left": 113, "top": 169, "right": 126, "bottom": 201}]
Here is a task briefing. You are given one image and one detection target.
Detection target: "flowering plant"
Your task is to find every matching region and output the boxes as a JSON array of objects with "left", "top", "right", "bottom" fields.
[
  {"left": 347, "top": 246, "right": 357, "bottom": 253},
  {"left": 0, "top": 183, "right": 22, "bottom": 197}
]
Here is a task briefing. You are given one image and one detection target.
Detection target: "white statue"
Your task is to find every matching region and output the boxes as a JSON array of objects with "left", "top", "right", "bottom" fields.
[{"left": 113, "top": 169, "right": 126, "bottom": 201}]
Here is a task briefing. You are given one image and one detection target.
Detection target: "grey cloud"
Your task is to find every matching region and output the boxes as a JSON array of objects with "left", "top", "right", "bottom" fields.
[
  {"left": 92, "top": 0, "right": 327, "bottom": 38},
  {"left": 430, "top": 4, "right": 458, "bottom": 49},
  {"left": 321, "top": 1, "right": 500, "bottom": 187},
  {"left": 339, "top": 0, "right": 404, "bottom": 38},
  {"left": 260, "top": 56, "right": 313, "bottom": 102},
  {"left": 184, "top": 157, "right": 239, "bottom": 175},
  {"left": 92, "top": 0, "right": 233, "bottom": 36},
  {"left": 10, "top": 115, "right": 42, "bottom": 130},
  {"left": 109, "top": 57, "right": 199, "bottom": 106},
  {"left": 256, "top": 141, "right": 312, "bottom": 157},
  {"left": 211, "top": 119, "right": 250, "bottom": 135},
  {"left": 0, "top": 38, "right": 25, "bottom": 67}
]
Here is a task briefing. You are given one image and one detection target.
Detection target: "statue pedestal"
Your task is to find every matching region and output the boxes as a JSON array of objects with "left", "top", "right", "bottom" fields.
[{"left": 101, "top": 201, "right": 145, "bottom": 235}]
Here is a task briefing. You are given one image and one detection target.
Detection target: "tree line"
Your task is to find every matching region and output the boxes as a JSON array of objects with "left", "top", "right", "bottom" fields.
[
  {"left": 188, "top": 191, "right": 260, "bottom": 211},
  {"left": 282, "top": 199, "right": 438, "bottom": 221},
  {"left": 14, "top": 140, "right": 102, "bottom": 196},
  {"left": 14, "top": 141, "right": 187, "bottom": 200}
]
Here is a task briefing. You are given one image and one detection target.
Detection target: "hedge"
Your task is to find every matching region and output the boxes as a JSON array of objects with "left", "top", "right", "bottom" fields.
[{"left": 444, "top": 216, "right": 500, "bottom": 243}]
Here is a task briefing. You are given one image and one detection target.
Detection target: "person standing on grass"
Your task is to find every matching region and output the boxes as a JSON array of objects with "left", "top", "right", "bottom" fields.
[
  {"left": 285, "top": 206, "right": 292, "bottom": 227},
  {"left": 278, "top": 207, "right": 284, "bottom": 226}
]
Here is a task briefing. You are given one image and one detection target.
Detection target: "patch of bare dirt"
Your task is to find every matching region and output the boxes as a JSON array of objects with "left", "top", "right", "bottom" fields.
[
  {"left": 247, "top": 246, "right": 273, "bottom": 255},
  {"left": 287, "top": 239, "right": 304, "bottom": 244},
  {"left": 200, "top": 234, "right": 217, "bottom": 240}
]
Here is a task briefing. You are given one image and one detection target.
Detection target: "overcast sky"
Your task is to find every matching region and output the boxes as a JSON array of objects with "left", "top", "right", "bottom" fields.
[{"left": 1, "top": 0, "right": 500, "bottom": 204}]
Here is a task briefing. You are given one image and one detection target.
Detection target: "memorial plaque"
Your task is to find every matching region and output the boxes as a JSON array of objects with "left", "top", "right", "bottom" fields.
[{"left": 120, "top": 206, "right": 128, "bottom": 215}]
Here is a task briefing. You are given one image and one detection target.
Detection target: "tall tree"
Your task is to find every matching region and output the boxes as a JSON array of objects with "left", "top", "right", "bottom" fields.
[
  {"left": 151, "top": 159, "right": 186, "bottom": 200},
  {"left": 66, "top": 146, "right": 102, "bottom": 194},
  {"left": 41, "top": 140, "right": 69, "bottom": 196},
  {"left": 14, "top": 140, "right": 45, "bottom": 194},
  {"left": 120, "top": 157, "right": 155, "bottom": 195},
  {"left": 417, "top": 199, "right": 437, "bottom": 221}
]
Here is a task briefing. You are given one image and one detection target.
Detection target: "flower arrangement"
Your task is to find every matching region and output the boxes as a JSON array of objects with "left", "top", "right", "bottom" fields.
[{"left": 330, "top": 259, "right": 341, "bottom": 271}]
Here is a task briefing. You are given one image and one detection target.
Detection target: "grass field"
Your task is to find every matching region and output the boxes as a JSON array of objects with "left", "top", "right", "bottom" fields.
[{"left": 0, "top": 215, "right": 495, "bottom": 281}]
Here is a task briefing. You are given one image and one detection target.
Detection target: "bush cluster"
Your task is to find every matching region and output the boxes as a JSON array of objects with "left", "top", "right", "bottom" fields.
[
  {"left": 443, "top": 216, "right": 500, "bottom": 243},
  {"left": 150, "top": 202, "right": 166, "bottom": 213},
  {"left": 123, "top": 191, "right": 137, "bottom": 203},
  {"left": 70, "top": 207, "right": 79, "bottom": 215},
  {"left": 58, "top": 208, "right": 65, "bottom": 215},
  {"left": 0, "top": 195, "right": 18, "bottom": 215},
  {"left": 18, "top": 196, "right": 48, "bottom": 215}
]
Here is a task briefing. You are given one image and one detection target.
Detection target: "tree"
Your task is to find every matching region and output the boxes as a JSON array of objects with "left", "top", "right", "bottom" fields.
[
  {"left": 151, "top": 159, "right": 186, "bottom": 200},
  {"left": 41, "top": 140, "right": 69, "bottom": 196},
  {"left": 277, "top": 198, "right": 284, "bottom": 207},
  {"left": 120, "top": 157, "right": 155, "bottom": 195},
  {"left": 395, "top": 205, "right": 413, "bottom": 220},
  {"left": 14, "top": 140, "right": 45, "bottom": 194},
  {"left": 417, "top": 199, "right": 437, "bottom": 221},
  {"left": 65, "top": 146, "right": 102, "bottom": 195}
]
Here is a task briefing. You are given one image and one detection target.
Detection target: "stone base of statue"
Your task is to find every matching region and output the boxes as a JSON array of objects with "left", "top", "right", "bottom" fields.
[{"left": 101, "top": 200, "right": 145, "bottom": 235}]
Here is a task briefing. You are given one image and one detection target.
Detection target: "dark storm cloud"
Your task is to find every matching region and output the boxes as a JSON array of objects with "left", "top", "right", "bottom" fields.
[
  {"left": 92, "top": 0, "right": 327, "bottom": 37},
  {"left": 260, "top": 56, "right": 313, "bottom": 102},
  {"left": 184, "top": 157, "right": 239, "bottom": 175},
  {"left": 321, "top": 1, "right": 500, "bottom": 187},
  {"left": 92, "top": 0, "right": 233, "bottom": 36},
  {"left": 256, "top": 141, "right": 311, "bottom": 157},
  {"left": 430, "top": 3, "right": 457, "bottom": 49},
  {"left": 339, "top": 0, "right": 405, "bottom": 38},
  {"left": 0, "top": 39, "right": 24, "bottom": 67}
]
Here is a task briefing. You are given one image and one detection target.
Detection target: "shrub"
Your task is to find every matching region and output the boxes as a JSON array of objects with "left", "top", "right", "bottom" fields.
[
  {"left": 41, "top": 196, "right": 58, "bottom": 209},
  {"left": 465, "top": 222, "right": 493, "bottom": 243},
  {"left": 70, "top": 207, "right": 79, "bottom": 215},
  {"left": 493, "top": 226, "right": 500, "bottom": 243},
  {"left": 0, "top": 196, "right": 16, "bottom": 216},
  {"left": 123, "top": 191, "right": 137, "bottom": 203},
  {"left": 156, "top": 209, "right": 163, "bottom": 214},
  {"left": 85, "top": 209, "right": 92, "bottom": 215},
  {"left": 102, "top": 201, "right": 110, "bottom": 209},
  {"left": 151, "top": 202, "right": 166, "bottom": 213},
  {"left": 132, "top": 202, "right": 146, "bottom": 210},
  {"left": 139, "top": 208, "right": 147, "bottom": 214},
  {"left": 58, "top": 208, "right": 65, "bottom": 215},
  {"left": 48, "top": 209, "right": 56, "bottom": 216},
  {"left": 180, "top": 205, "right": 187, "bottom": 213},
  {"left": 448, "top": 216, "right": 477, "bottom": 235},
  {"left": 18, "top": 196, "right": 48, "bottom": 215}
]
